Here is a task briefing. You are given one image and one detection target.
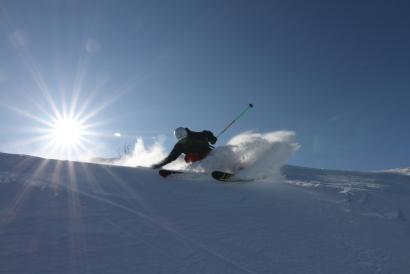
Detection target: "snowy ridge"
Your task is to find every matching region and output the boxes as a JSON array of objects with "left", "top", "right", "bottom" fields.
[
  {"left": 0, "top": 152, "right": 410, "bottom": 274},
  {"left": 382, "top": 168, "right": 410, "bottom": 176}
]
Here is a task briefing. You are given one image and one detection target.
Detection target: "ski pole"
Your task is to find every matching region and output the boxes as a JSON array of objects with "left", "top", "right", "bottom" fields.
[{"left": 216, "top": 103, "right": 254, "bottom": 138}]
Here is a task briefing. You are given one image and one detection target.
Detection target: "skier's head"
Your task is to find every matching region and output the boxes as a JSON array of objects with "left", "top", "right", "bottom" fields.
[{"left": 174, "top": 127, "right": 188, "bottom": 140}]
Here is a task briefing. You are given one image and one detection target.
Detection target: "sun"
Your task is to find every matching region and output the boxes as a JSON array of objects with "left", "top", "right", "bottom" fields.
[
  {"left": 8, "top": 94, "right": 103, "bottom": 160},
  {"left": 50, "top": 117, "right": 85, "bottom": 147}
]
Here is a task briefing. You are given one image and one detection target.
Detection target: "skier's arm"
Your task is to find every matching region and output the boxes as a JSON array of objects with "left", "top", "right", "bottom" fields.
[{"left": 151, "top": 144, "right": 183, "bottom": 169}]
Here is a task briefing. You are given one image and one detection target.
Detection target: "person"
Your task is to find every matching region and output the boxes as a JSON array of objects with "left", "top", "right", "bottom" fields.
[{"left": 151, "top": 127, "right": 217, "bottom": 169}]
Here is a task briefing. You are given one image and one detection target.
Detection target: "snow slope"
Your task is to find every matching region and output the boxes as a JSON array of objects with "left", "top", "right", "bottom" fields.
[
  {"left": 1, "top": 152, "right": 410, "bottom": 274},
  {"left": 381, "top": 168, "right": 410, "bottom": 176}
]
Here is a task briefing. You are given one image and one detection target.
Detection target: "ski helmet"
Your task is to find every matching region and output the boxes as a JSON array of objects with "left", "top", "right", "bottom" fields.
[{"left": 174, "top": 127, "right": 188, "bottom": 140}]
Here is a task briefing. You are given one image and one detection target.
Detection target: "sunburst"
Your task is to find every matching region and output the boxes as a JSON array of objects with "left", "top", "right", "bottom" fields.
[
  {"left": 6, "top": 97, "right": 100, "bottom": 161},
  {"left": 47, "top": 116, "right": 87, "bottom": 149}
]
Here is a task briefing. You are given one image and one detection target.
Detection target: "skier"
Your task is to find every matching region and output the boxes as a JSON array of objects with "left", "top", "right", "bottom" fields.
[{"left": 151, "top": 127, "right": 217, "bottom": 169}]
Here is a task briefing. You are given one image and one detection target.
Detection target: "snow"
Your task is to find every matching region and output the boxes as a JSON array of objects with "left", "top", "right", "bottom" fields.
[
  {"left": 1, "top": 152, "right": 410, "bottom": 273},
  {"left": 382, "top": 168, "right": 410, "bottom": 176}
]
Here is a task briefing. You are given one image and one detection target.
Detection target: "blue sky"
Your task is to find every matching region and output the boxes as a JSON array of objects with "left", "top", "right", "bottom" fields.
[{"left": 0, "top": 0, "right": 409, "bottom": 170}]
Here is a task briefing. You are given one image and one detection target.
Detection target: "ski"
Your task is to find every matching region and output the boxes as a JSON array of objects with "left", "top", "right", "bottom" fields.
[
  {"left": 211, "top": 171, "right": 254, "bottom": 183},
  {"left": 211, "top": 171, "right": 234, "bottom": 181},
  {"left": 158, "top": 169, "right": 184, "bottom": 178},
  {"left": 159, "top": 169, "right": 255, "bottom": 183}
]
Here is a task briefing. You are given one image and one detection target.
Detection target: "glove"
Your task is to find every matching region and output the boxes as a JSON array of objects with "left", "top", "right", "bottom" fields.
[{"left": 204, "top": 130, "right": 217, "bottom": 145}]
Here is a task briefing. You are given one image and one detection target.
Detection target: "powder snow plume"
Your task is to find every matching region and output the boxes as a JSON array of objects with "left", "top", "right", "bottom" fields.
[
  {"left": 108, "top": 131, "right": 299, "bottom": 180},
  {"left": 189, "top": 130, "right": 300, "bottom": 180},
  {"left": 110, "top": 138, "right": 168, "bottom": 167}
]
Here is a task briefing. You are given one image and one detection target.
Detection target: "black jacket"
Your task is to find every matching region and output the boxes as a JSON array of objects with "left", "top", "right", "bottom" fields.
[{"left": 152, "top": 128, "right": 217, "bottom": 168}]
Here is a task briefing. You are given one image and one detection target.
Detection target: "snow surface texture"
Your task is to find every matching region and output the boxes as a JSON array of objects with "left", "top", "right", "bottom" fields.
[
  {"left": 1, "top": 152, "right": 410, "bottom": 273},
  {"left": 112, "top": 131, "right": 300, "bottom": 181}
]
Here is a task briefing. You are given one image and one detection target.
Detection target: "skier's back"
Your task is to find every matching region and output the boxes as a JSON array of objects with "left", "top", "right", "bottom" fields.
[{"left": 151, "top": 127, "right": 217, "bottom": 169}]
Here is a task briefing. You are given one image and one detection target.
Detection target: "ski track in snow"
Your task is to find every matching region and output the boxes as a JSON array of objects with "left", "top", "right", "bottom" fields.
[
  {"left": 63, "top": 181, "right": 257, "bottom": 274},
  {"left": 283, "top": 165, "right": 410, "bottom": 233},
  {"left": 0, "top": 153, "right": 410, "bottom": 273}
]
